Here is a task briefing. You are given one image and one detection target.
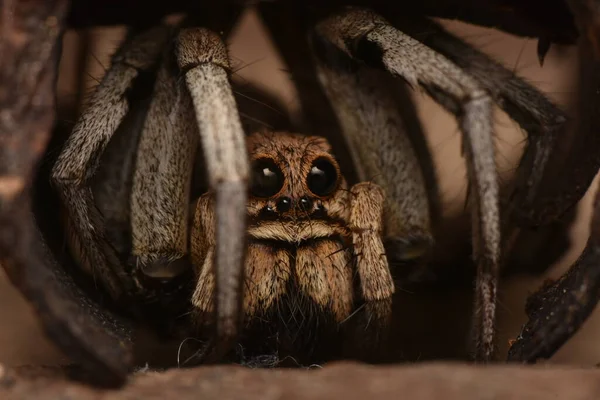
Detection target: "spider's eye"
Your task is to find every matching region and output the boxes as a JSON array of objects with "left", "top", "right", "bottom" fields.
[
  {"left": 307, "top": 157, "right": 338, "bottom": 196},
  {"left": 250, "top": 158, "right": 284, "bottom": 198}
]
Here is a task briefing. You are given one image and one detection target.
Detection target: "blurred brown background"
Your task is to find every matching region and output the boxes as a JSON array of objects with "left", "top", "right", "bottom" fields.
[{"left": 1, "top": 8, "right": 597, "bottom": 367}]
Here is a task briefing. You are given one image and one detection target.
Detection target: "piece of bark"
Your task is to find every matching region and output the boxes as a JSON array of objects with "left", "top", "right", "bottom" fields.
[{"left": 0, "top": 0, "right": 134, "bottom": 386}]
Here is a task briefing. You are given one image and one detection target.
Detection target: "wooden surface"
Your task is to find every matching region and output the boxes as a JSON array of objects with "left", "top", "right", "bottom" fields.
[{"left": 2, "top": 362, "right": 600, "bottom": 400}]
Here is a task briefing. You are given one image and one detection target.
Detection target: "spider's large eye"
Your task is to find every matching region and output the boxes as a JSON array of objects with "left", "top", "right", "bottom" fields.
[
  {"left": 250, "top": 158, "right": 284, "bottom": 198},
  {"left": 307, "top": 157, "right": 338, "bottom": 196}
]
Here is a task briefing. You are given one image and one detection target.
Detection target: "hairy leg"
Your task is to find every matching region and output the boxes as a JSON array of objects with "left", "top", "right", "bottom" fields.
[
  {"left": 176, "top": 27, "right": 249, "bottom": 360},
  {"left": 314, "top": 7, "right": 500, "bottom": 361},
  {"left": 91, "top": 74, "right": 153, "bottom": 259},
  {"left": 386, "top": 18, "right": 598, "bottom": 281},
  {"left": 386, "top": 17, "right": 569, "bottom": 225},
  {"left": 51, "top": 26, "right": 171, "bottom": 300}
]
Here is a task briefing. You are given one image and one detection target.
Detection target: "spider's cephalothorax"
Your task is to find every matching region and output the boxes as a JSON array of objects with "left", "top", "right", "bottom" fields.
[{"left": 190, "top": 131, "right": 393, "bottom": 363}]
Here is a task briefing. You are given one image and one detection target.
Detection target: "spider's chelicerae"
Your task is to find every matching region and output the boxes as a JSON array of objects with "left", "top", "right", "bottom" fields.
[{"left": 50, "top": 5, "right": 573, "bottom": 365}]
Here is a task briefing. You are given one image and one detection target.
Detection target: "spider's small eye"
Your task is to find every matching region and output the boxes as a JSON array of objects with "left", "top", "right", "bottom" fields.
[
  {"left": 250, "top": 158, "right": 284, "bottom": 198},
  {"left": 307, "top": 157, "right": 338, "bottom": 196}
]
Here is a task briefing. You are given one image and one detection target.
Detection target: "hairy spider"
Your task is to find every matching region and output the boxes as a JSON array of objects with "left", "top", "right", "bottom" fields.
[
  {"left": 49, "top": 5, "right": 574, "bottom": 365},
  {"left": 7, "top": 0, "right": 600, "bottom": 383}
]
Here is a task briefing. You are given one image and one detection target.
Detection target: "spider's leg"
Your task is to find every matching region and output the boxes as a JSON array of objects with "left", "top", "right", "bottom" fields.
[
  {"left": 347, "top": 182, "right": 393, "bottom": 359},
  {"left": 91, "top": 74, "right": 154, "bottom": 259},
  {"left": 129, "top": 34, "right": 197, "bottom": 279},
  {"left": 175, "top": 28, "right": 249, "bottom": 361},
  {"left": 391, "top": 19, "right": 599, "bottom": 252},
  {"left": 51, "top": 26, "right": 171, "bottom": 300},
  {"left": 508, "top": 36, "right": 600, "bottom": 363},
  {"left": 314, "top": 7, "right": 500, "bottom": 361}
]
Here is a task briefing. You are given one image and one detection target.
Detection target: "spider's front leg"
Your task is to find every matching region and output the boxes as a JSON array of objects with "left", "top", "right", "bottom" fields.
[
  {"left": 172, "top": 27, "right": 249, "bottom": 361},
  {"left": 54, "top": 22, "right": 248, "bottom": 360}
]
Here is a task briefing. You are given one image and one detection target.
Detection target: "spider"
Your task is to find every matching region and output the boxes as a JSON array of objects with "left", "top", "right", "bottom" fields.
[
  {"left": 3, "top": 0, "right": 600, "bottom": 385},
  {"left": 51, "top": 4, "right": 570, "bottom": 363}
]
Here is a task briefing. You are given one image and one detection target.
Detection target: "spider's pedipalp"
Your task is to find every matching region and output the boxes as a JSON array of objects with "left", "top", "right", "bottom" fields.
[
  {"left": 51, "top": 25, "right": 171, "bottom": 300},
  {"left": 175, "top": 27, "right": 249, "bottom": 361},
  {"left": 391, "top": 19, "right": 594, "bottom": 260},
  {"left": 347, "top": 182, "right": 394, "bottom": 358},
  {"left": 190, "top": 193, "right": 216, "bottom": 318},
  {"left": 348, "top": 183, "right": 393, "bottom": 304},
  {"left": 314, "top": 7, "right": 500, "bottom": 361}
]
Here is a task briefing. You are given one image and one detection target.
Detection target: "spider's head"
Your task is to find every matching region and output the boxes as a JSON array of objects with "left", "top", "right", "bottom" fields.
[{"left": 246, "top": 131, "right": 348, "bottom": 226}]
